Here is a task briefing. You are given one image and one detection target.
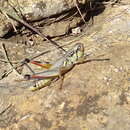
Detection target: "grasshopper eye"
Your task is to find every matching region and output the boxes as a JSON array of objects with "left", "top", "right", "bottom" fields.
[
  {"left": 77, "top": 45, "right": 81, "bottom": 50},
  {"left": 75, "top": 45, "right": 81, "bottom": 53}
]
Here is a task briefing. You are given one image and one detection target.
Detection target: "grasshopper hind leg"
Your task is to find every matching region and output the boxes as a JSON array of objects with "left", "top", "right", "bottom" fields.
[{"left": 29, "top": 78, "right": 52, "bottom": 91}]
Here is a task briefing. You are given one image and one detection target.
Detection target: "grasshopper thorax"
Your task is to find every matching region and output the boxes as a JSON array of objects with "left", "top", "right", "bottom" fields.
[{"left": 64, "top": 43, "right": 84, "bottom": 66}]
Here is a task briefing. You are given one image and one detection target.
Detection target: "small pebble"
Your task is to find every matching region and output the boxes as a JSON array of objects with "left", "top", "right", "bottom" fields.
[{"left": 72, "top": 27, "right": 81, "bottom": 34}]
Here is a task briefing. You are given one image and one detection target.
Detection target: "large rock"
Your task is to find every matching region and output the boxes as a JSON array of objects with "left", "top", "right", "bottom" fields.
[
  {"left": 8, "top": 0, "right": 87, "bottom": 21},
  {"left": 0, "top": 0, "right": 88, "bottom": 37}
]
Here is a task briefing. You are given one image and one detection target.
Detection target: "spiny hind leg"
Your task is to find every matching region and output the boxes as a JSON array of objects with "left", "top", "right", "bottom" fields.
[{"left": 29, "top": 79, "right": 52, "bottom": 91}]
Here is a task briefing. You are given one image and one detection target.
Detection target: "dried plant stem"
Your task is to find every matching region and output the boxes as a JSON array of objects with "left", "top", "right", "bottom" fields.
[
  {"left": 0, "top": 7, "right": 66, "bottom": 52},
  {"left": 1, "top": 43, "right": 23, "bottom": 78},
  {"left": 0, "top": 104, "right": 12, "bottom": 115},
  {"left": 75, "top": 0, "right": 86, "bottom": 24},
  {"left": 1, "top": 10, "right": 17, "bottom": 32}
]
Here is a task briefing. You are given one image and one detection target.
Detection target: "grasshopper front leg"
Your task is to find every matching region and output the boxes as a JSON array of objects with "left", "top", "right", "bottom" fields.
[{"left": 58, "top": 65, "right": 74, "bottom": 89}]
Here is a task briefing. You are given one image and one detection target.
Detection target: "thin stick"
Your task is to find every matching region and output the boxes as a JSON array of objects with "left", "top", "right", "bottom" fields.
[
  {"left": 0, "top": 69, "right": 13, "bottom": 80},
  {"left": 1, "top": 10, "right": 17, "bottom": 32},
  {"left": 1, "top": 43, "right": 23, "bottom": 78},
  {"left": 75, "top": 0, "right": 86, "bottom": 24},
  {"left": 0, "top": 104, "right": 12, "bottom": 115},
  {"left": 0, "top": 7, "right": 66, "bottom": 52}
]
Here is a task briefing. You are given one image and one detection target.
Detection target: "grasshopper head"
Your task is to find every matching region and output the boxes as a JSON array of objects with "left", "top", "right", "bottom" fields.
[
  {"left": 65, "top": 43, "right": 85, "bottom": 64},
  {"left": 74, "top": 43, "right": 84, "bottom": 60}
]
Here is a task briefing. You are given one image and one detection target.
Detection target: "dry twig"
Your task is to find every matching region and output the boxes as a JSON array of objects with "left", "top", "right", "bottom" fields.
[
  {"left": 0, "top": 104, "right": 12, "bottom": 115},
  {"left": 1, "top": 11, "right": 17, "bottom": 32},
  {"left": 75, "top": 0, "right": 86, "bottom": 24},
  {"left": 1, "top": 43, "right": 23, "bottom": 78},
  {"left": 0, "top": 7, "right": 66, "bottom": 52}
]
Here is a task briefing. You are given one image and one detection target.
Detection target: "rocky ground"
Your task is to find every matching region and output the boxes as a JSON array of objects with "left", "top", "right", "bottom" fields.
[{"left": 0, "top": 0, "right": 130, "bottom": 130}]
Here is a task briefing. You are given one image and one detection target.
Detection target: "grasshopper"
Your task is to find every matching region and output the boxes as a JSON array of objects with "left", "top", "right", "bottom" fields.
[{"left": 24, "top": 43, "right": 85, "bottom": 91}]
